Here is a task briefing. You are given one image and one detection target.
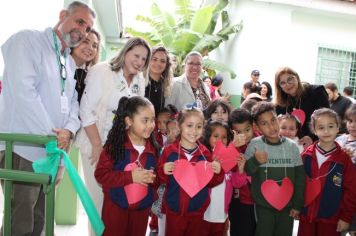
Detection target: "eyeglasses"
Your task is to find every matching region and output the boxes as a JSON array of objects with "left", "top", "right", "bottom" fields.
[
  {"left": 252, "top": 74, "right": 260, "bottom": 76},
  {"left": 59, "top": 55, "right": 67, "bottom": 80},
  {"left": 279, "top": 76, "right": 296, "bottom": 87}
]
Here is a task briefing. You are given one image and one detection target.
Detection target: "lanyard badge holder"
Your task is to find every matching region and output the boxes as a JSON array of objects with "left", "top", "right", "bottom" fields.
[{"left": 53, "top": 30, "right": 69, "bottom": 114}]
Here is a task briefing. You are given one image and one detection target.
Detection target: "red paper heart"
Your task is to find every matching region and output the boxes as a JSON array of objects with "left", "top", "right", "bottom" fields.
[
  {"left": 173, "top": 159, "right": 214, "bottom": 197},
  {"left": 124, "top": 163, "right": 148, "bottom": 205},
  {"left": 261, "top": 177, "right": 294, "bottom": 211},
  {"left": 213, "top": 140, "right": 240, "bottom": 172},
  {"left": 304, "top": 177, "right": 321, "bottom": 206},
  {"left": 291, "top": 109, "right": 306, "bottom": 126}
]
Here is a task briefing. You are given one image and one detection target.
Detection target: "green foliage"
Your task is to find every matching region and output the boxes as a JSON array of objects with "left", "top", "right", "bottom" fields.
[{"left": 125, "top": 0, "right": 243, "bottom": 79}]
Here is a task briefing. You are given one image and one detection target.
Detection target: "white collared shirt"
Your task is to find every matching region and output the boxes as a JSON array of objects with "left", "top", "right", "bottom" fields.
[
  {"left": 0, "top": 28, "right": 80, "bottom": 161},
  {"left": 79, "top": 63, "right": 145, "bottom": 144}
]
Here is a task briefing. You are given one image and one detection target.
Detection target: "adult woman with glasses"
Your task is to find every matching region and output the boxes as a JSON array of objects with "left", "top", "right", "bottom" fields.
[
  {"left": 274, "top": 67, "right": 329, "bottom": 147},
  {"left": 165, "top": 51, "right": 211, "bottom": 111},
  {"left": 75, "top": 37, "right": 151, "bottom": 236}
]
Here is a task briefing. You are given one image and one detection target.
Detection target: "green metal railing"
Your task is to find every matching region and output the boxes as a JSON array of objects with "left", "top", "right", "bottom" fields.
[{"left": 0, "top": 133, "right": 57, "bottom": 236}]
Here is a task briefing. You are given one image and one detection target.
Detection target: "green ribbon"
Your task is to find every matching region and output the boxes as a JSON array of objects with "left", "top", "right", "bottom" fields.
[{"left": 33, "top": 141, "right": 105, "bottom": 236}]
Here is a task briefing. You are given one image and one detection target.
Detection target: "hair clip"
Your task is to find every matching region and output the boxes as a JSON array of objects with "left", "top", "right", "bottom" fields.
[
  {"left": 171, "top": 113, "right": 179, "bottom": 120},
  {"left": 184, "top": 101, "right": 198, "bottom": 110}
]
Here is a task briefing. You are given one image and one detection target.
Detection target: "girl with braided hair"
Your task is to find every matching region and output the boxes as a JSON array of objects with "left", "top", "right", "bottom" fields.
[{"left": 95, "top": 96, "right": 160, "bottom": 236}]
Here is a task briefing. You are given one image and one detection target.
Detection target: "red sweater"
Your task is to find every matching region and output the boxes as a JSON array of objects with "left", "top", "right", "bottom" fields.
[
  {"left": 95, "top": 137, "right": 158, "bottom": 221},
  {"left": 158, "top": 140, "right": 224, "bottom": 216},
  {"left": 301, "top": 142, "right": 356, "bottom": 224}
]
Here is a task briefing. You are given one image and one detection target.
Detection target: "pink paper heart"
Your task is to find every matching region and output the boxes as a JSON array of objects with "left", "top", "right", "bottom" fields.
[
  {"left": 261, "top": 177, "right": 294, "bottom": 211},
  {"left": 291, "top": 109, "right": 306, "bottom": 126},
  {"left": 173, "top": 159, "right": 214, "bottom": 198},
  {"left": 124, "top": 163, "right": 148, "bottom": 205},
  {"left": 213, "top": 140, "right": 240, "bottom": 172},
  {"left": 304, "top": 177, "right": 321, "bottom": 206}
]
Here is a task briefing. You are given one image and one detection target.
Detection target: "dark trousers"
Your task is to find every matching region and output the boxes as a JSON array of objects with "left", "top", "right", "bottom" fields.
[
  {"left": 0, "top": 151, "right": 45, "bottom": 236},
  {"left": 229, "top": 198, "right": 256, "bottom": 236},
  {"left": 255, "top": 205, "right": 294, "bottom": 236}
]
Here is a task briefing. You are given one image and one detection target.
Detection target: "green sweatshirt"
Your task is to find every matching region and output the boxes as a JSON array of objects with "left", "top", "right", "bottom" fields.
[{"left": 245, "top": 136, "right": 306, "bottom": 211}]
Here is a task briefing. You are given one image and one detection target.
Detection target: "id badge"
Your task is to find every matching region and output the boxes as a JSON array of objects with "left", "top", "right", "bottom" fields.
[{"left": 60, "top": 93, "right": 69, "bottom": 114}]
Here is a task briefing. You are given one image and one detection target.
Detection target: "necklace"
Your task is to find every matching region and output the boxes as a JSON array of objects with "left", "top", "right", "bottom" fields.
[
  {"left": 148, "top": 77, "right": 164, "bottom": 111},
  {"left": 152, "top": 81, "right": 160, "bottom": 92},
  {"left": 263, "top": 136, "right": 287, "bottom": 182}
]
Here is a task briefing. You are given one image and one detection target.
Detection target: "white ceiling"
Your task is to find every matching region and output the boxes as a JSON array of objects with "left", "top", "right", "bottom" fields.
[{"left": 92, "top": 0, "right": 123, "bottom": 43}]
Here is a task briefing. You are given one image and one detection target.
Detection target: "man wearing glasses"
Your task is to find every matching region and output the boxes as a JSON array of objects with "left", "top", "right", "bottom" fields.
[{"left": 0, "top": 1, "right": 95, "bottom": 235}]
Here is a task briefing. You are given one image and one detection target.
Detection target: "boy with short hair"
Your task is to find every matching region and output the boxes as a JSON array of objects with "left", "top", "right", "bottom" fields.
[
  {"left": 245, "top": 101, "right": 306, "bottom": 236},
  {"left": 228, "top": 108, "right": 256, "bottom": 236}
]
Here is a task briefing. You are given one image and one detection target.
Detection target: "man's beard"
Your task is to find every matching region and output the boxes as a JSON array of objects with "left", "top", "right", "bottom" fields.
[{"left": 61, "top": 29, "right": 83, "bottom": 48}]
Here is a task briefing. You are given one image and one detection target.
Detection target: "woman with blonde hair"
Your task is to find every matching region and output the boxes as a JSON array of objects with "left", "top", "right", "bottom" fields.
[{"left": 75, "top": 37, "right": 151, "bottom": 236}]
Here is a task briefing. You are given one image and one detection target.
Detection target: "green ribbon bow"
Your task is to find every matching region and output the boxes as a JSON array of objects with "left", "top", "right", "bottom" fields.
[{"left": 33, "top": 141, "right": 105, "bottom": 236}]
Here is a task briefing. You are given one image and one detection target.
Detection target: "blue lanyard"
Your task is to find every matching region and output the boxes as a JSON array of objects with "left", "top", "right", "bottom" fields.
[{"left": 52, "top": 29, "right": 66, "bottom": 94}]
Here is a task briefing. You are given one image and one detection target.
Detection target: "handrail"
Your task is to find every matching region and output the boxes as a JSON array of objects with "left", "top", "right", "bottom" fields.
[
  {"left": 0, "top": 133, "right": 56, "bottom": 144},
  {"left": 0, "top": 169, "right": 51, "bottom": 184},
  {"left": 0, "top": 133, "right": 57, "bottom": 236}
]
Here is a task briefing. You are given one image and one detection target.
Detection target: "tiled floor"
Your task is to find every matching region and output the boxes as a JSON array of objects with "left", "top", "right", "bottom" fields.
[
  {"left": 0, "top": 189, "right": 298, "bottom": 236},
  {"left": 0, "top": 191, "right": 153, "bottom": 236},
  {"left": 3, "top": 189, "right": 350, "bottom": 236}
]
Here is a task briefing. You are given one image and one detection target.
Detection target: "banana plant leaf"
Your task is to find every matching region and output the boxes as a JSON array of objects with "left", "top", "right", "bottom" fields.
[{"left": 203, "top": 58, "right": 236, "bottom": 79}]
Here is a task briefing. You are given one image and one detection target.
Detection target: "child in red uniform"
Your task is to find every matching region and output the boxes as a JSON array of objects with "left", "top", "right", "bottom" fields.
[
  {"left": 298, "top": 108, "right": 356, "bottom": 236},
  {"left": 150, "top": 105, "right": 177, "bottom": 235},
  {"left": 201, "top": 120, "right": 236, "bottom": 236},
  {"left": 158, "top": 105, "right": 224, "bottom": 236},
  {"left": 154, "top": 105, "right": 178, "bottom": 147},
  {"left": 95, "top": 96, "right": 159, "bottom": 236},
  {"left": 228, "top": 108, "right": 256, "bottom": 236}
]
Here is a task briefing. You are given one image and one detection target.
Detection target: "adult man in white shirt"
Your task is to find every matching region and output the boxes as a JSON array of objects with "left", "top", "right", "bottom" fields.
[
  {"left": 343, "top": 86, "right": 356, "bottom": 103},
  {"left": 0, "top": 2, "right": 95, "bottom": 235}
]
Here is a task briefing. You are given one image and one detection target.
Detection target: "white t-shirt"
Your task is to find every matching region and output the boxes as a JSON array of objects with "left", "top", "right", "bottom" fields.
[
  {"left": 133, "top": 144, "right": 145, "bottom": 157},
  {"left": 203, "top": 179, "right": 228, "bottom": 223}
]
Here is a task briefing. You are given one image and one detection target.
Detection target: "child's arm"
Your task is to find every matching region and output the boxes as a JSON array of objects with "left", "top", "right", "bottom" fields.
[
  {"left": 231, "top": 155, "right": 251, "bottom": 188},
  {"left": 157, "top": 148, "right": 174, "bottom": 184},
  {"left": 207, "top": 154, "right": 224, "bottom": 187},
  {"left": 94, "top": 149, "right": 132, "bottom": 187},
  {"left": 231, "top": 172, "right": 250, "bottom": 188},
  {"left": 290, "top": 145, "right": 306, "bottom": 218},
  {"left": 95, "top": 149, "right": 155, "bottom": 187},
  {"left": 337, "top": 155, "right": 356, "bottom": 224},
  {"left": 232, "top": 130, "right": 248, "bottom": 148},
  {"left": 336, "top": 220, "right": 350, "bottom": 232},
  {"left": 245, "top": 144, "right": 268, "bottom": 176}
]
